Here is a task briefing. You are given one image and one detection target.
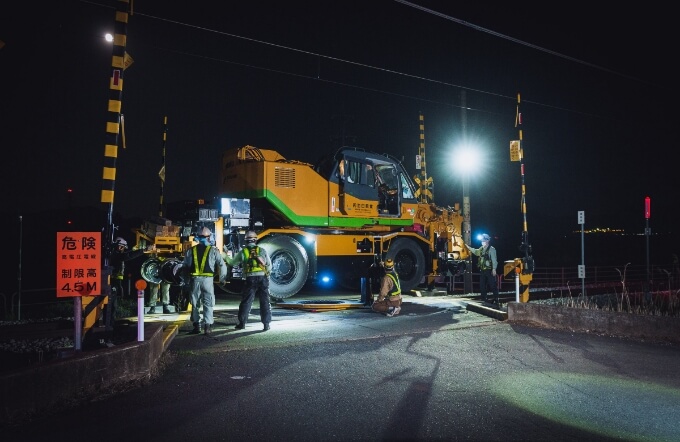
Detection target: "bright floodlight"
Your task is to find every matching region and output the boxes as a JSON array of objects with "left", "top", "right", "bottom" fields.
[
  {"left": 105, "top": 33, "right": 113, "bottom": 42},
  {"left": 453, "top": 144, "right": 481, "bottom": 175}
]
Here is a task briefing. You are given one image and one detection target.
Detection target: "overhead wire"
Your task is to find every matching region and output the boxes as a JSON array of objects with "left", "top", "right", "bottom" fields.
[
  {"left": 80, "top": 0, "right": 631, "bottom": 121},
  {"left": 132, "top": 10, "right": 613, "bottom": 120},
  {"left": 393, "top": 0, "right": 651, "bottom": 85}
]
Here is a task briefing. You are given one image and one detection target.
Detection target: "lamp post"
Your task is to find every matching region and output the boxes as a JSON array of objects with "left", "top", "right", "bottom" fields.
[
  {"left": 454, "top": 145, "right": 479, "bottom": 294},
  {"left": 463, "top": 173, "right": 472, "bottom": 293}
]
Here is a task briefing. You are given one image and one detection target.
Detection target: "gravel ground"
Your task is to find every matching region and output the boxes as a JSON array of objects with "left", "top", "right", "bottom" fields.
[
  {"left": 0, "top": 318, "right": 138, "bottom": 373},
  {"left": 0, "top": 317, "right": 75, "bottom": 355}
]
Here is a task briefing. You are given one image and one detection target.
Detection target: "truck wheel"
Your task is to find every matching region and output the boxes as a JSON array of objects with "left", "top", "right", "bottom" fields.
[
  {"left": 259, "top": 235, "right": 309, "bottom": 300},
  {"left": 386, "top": 238, "right": 425, "bottom": 293}
]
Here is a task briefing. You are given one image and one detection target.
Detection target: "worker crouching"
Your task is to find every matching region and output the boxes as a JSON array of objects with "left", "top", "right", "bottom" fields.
[{"left": 371, "top": 258, "right": 402, "bottom": 317}]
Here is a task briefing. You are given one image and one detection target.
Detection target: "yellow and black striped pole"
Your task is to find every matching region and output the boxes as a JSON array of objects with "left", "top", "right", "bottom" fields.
[
  {"left": 101, "top": 0, "right": 131, "bottom": 232},
  {"left": 506, "top": 92, "right": 534, "bottom": 302},
  {"left": 94, "top": 0, "right": 131, "bottom": 333},
  {"left": 159, "top": 116, "right": 168, "bottom": 217},
  {"left": 414, "top": 113, "right": 433, "bottom": 203},
  {"left": 515, "top": 93, "right": 531, "bottom": 259}
]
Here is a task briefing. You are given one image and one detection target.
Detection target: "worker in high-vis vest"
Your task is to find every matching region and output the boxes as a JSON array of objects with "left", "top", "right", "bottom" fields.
[
  {"left": 106, "top": 237, "right": 147, "bottom": 330},
  {"left": 226, "top": 230, "right": 273, "bottom": 331},
  {"left": 371, "top": 258, "right": 402, "bottom": 317},
  {"left": 465, "top": 233, "right": 499, "bottom": 304},
  {"left": 182, "top": 227, "right": 227, "bottom": 335}
]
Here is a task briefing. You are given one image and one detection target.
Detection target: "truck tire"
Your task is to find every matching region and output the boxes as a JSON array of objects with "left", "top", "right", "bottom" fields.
[
  {"left": 259, "top": 235, "right": 309, "bottom": 300},
  {"left": 386, "top": 238, "right": 425, "bottom": 293}
]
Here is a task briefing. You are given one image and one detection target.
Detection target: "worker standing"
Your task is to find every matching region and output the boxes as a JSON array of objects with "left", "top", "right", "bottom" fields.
[
  {"left": 465, "top": 233, "right": 499, "bottom": 304},
  {"left": 148, "top": 281, "right": 171, "bottom": 314},
  {"left": 106, "top": 237, "right": 147, "bottom": 329},
  {"left": 182, "top": 227, "right": 227, "bottom": 335},
  {"left": 226, "top": 230, "right": 273, "bottom": 331}
]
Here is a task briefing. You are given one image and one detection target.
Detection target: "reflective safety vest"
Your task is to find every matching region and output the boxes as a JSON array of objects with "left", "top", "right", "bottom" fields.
[
  {"left": 477, "top": 247, "right": 493, "bottom": 270},
  {"left": 243, "top": 246, "right": 266, "bottom": 276},
  {"left": 191, "top": 245, "right": 214, "bottom": 277},
  {"left": 114, "top": 261, "right": 125, "bottom": 280},
  {"left": 387, "top": 272, "right": 401, "bottom": 296}
]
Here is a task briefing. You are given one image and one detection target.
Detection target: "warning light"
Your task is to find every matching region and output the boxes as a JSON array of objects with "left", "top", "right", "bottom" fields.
[
  {"left": 645, "top": 196, "right": 651, "bottom": 219},
  {"left": 135, "top": 279, "right": 147, "bottom": 291}
]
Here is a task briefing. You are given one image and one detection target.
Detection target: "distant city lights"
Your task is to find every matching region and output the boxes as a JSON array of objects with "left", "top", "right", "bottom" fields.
[{"left": 572, "top": 227, "right": 661, "bottom": 236}]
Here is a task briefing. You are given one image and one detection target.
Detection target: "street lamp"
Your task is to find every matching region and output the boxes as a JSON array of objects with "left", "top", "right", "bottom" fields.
[{"left": 453, "top": 145, "right": 481, "bottom": 294}]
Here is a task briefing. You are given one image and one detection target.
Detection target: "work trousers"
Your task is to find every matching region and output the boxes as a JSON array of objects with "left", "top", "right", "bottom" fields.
[
  {"left": 479, "top": 269, "right": 499, "bottom": 302},
  {"left": 150, "top": 281, "right": 170, "bottom": 306},
  {"left": 372, "top": 295, "right": 402, "bottom": 313},
  {"left": 238, "top": 275, "right": 272, "bottom": 326},
  {"left": 104, "top": 278, "right": 125, "bottom": 330},
  {"left": 189, "top": 276, "right": 215, "bottom": 326}
]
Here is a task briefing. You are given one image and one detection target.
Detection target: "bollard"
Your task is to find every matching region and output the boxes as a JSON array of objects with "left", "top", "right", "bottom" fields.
[
  {"left": 360, "top": 277, "right": 368, "bottom": 305},
  {"left": 135, "top": 279, "right": 147, "bottom": 341},
  {"left": 74, "top": 296, "right": 82, "bottom": 351}
]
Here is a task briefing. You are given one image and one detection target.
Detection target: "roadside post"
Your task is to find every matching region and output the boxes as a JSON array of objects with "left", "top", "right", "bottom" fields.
[
  {"left": 645, "top": 197, "right": 651, "bottom": 302},
  {"left": 136, "top": 279, "right": 147, "bottom": 341},
  {"left": 578, "top": 211, "right": 585, "bottom": 297}
]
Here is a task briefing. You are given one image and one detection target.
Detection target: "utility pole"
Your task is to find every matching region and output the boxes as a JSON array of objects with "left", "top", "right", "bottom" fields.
[{"left": 461, "top": 90, "right": 473, "bottom": 294}]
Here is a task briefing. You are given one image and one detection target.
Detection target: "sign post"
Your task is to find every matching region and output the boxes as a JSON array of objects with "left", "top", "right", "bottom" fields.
[
  {"left": 645, "top": 196, "right": 651, "bottom": 301},
  {"left": 56, "top": 232, "right": 102, "bottom": 350},
  {"left": 577, "top": 211, "right": 585, "bottom": 297}
]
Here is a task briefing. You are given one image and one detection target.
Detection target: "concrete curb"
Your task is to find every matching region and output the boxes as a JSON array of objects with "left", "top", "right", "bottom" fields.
[
  {"left": 1, "top": 323, "right": 166, "bottom": 426},
  {"left": 466, "top": 301, "right": 508, "bottom": 321},
  {"left": 507, "top": 302, "right": 680, "bottom": 343}
]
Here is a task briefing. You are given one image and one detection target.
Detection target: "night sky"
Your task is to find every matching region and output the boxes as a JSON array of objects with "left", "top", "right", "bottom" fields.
[{"left": 1, "top": 0, "right": 677, "bottom": 269}]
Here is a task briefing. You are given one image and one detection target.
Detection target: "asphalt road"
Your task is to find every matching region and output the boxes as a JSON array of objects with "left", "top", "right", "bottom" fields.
[{"left": 4, "top": 289, "right": 680, "bottom": 441}]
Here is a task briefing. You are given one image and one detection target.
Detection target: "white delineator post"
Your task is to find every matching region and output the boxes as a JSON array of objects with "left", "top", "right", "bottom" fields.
[{"left": 136, "top": 279, "right": 147, "bottom": 341}]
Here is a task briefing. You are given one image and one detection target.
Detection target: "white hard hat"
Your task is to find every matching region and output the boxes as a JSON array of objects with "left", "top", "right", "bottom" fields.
[
  {"left": 198, "top": 227, "right": 212, "bottom": 238},
  {"left": 114, "top": 237, "right": 128, "bottom": 247},
  {"left": 245, "top": 230, "right": 258, "bottom": 244}
]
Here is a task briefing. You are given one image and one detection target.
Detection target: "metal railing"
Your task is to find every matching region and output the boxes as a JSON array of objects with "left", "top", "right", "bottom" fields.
[
  {"left": 504, "top": 263, "right": 678, "bottom": 294},
  {"left": 1, "top": 288, "right": 81, "bottom": 322},
  {"left": 447, "top": 263, "right": 680, "bottom": 296},
  {"left": 3, "top": 264, "right": 679, "bottom": 320}
]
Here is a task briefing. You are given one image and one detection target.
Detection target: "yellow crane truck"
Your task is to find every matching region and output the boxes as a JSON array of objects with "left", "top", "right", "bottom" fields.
[{"left": 217, "top": 145, "right": 471, "bottom": 299}]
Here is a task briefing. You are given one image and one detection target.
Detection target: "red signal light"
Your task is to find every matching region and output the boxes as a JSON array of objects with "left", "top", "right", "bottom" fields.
[{"left": 644, "top": 196, "right": 651, "bottom": 219}]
